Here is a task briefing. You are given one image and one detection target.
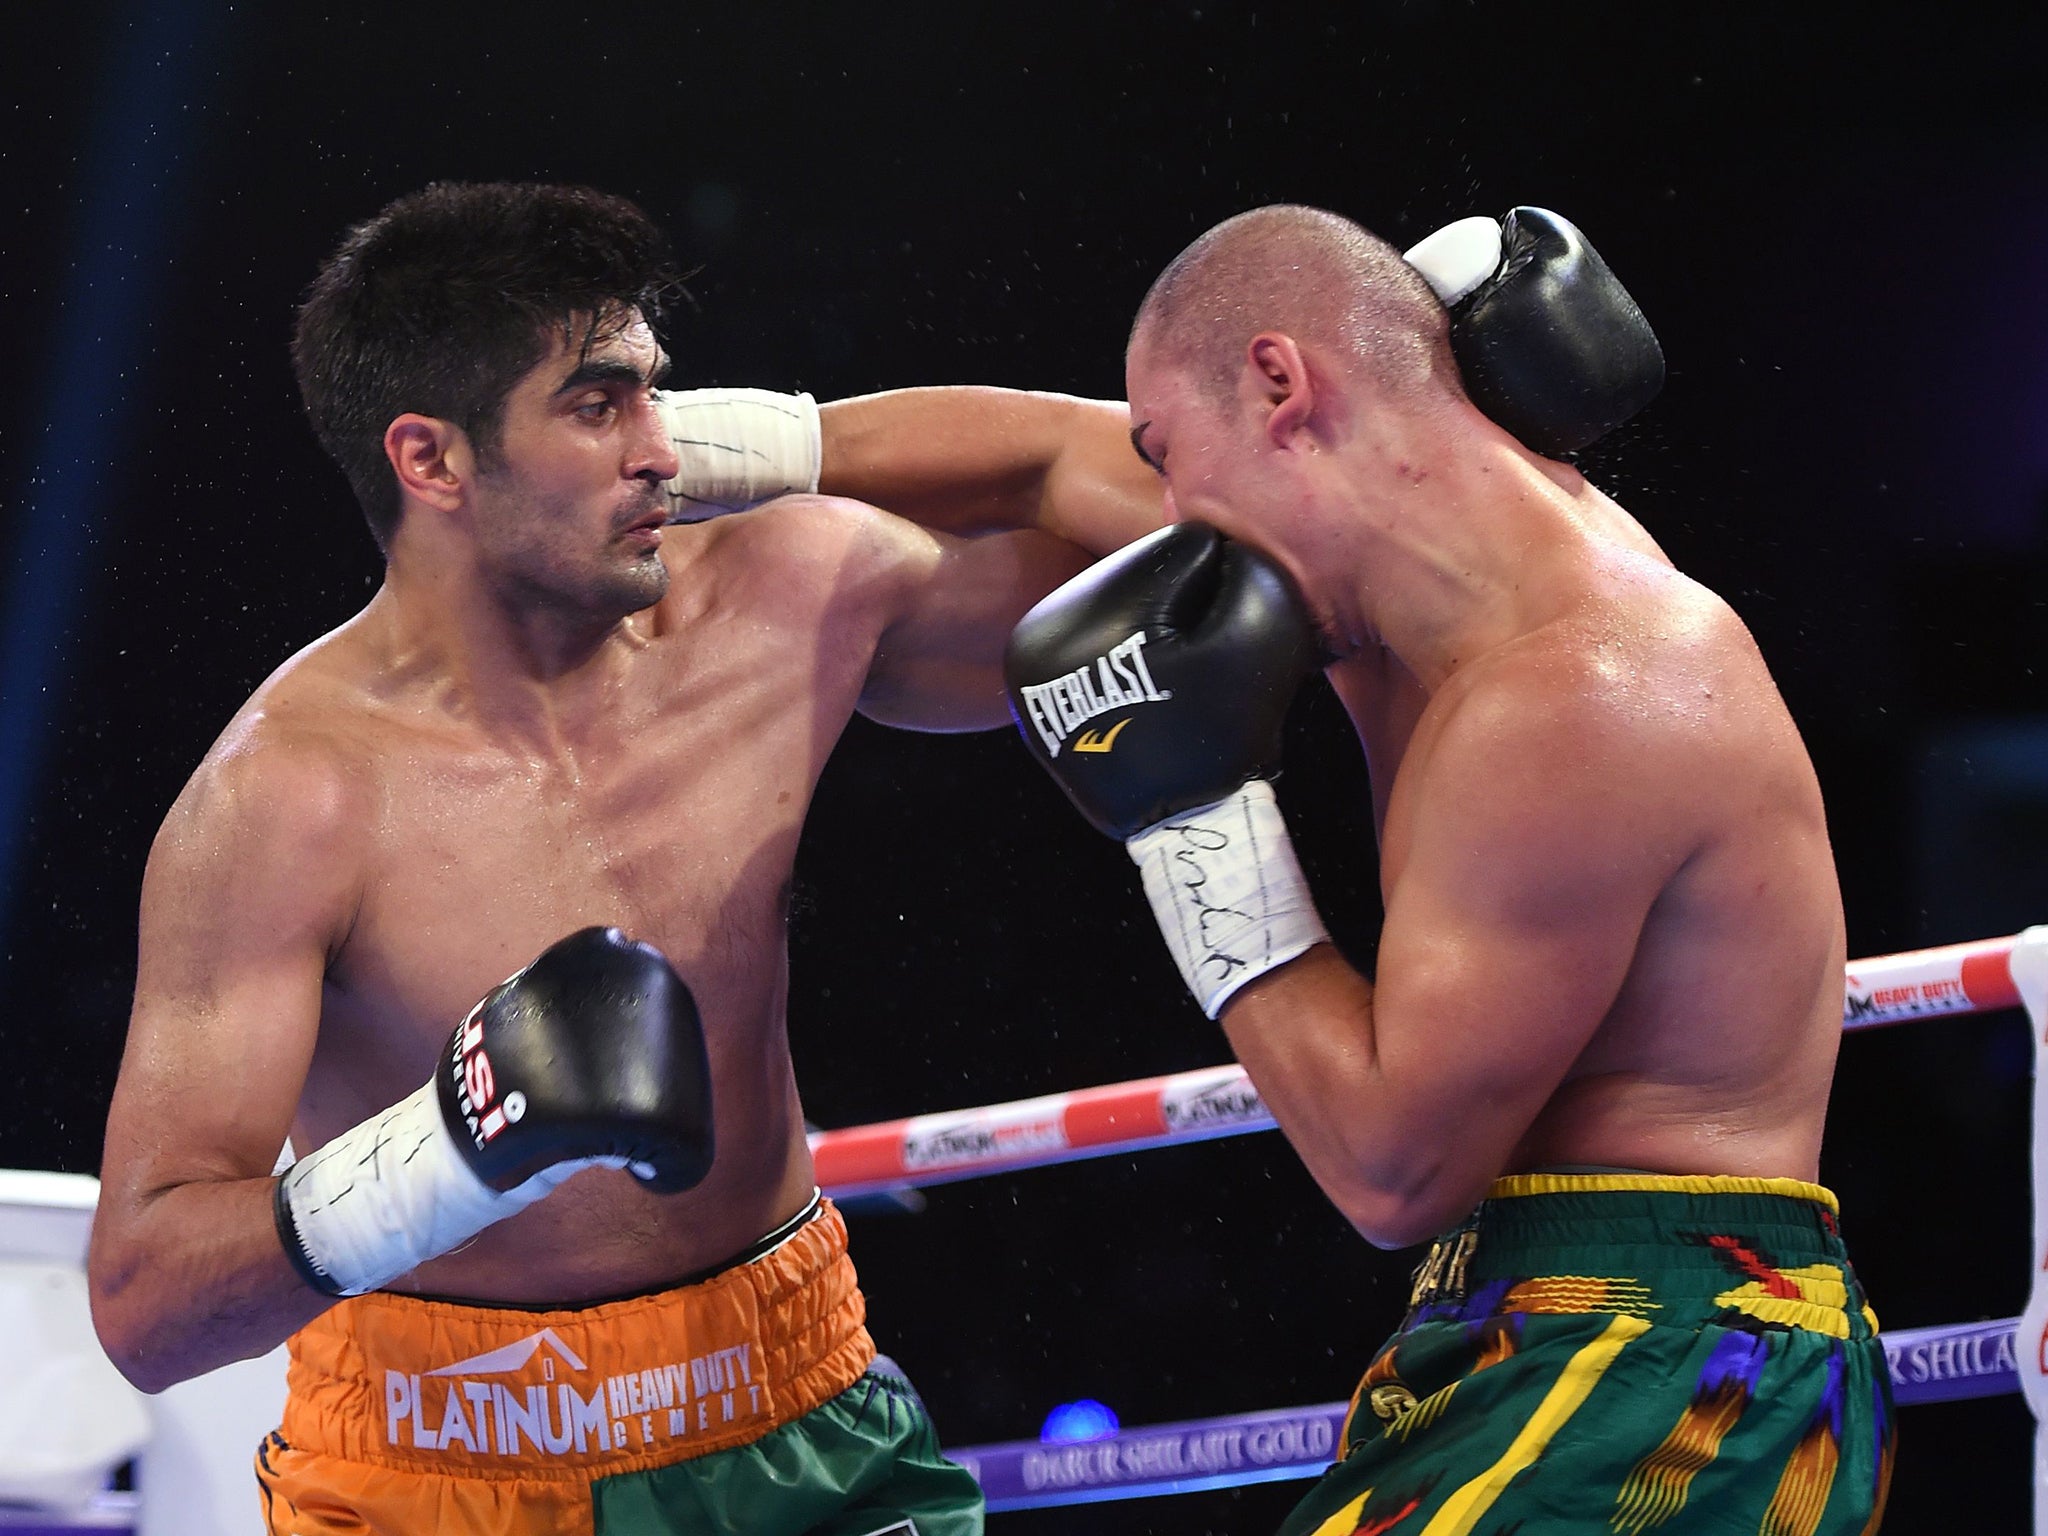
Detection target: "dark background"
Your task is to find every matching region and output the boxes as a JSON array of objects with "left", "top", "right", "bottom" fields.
[{"left": 4, "top": 4, "right": 2046, "bottom": 1531}]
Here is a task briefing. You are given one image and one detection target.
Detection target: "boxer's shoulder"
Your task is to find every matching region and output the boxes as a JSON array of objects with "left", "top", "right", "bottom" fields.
[
  {"left": 677, "top": 492, "right": 946, "bottom": 617},
  {"left": 142, "top": 697, "right": 371, "bottom": 969},
  {"left": 165, "top": 637, "right": 382, "bottom": 866},
  {"left": 1411, "top": 575, "right": 1780, "bottom": 860},
  {"left": 731, "top": 490, "right": 932, "bottom": 559},
  {"left": 1409, "top": 624, "right": 1681, "bottom": 814},
  {"left": 170, "top": 702, "right": 370, "bottom": 856}
]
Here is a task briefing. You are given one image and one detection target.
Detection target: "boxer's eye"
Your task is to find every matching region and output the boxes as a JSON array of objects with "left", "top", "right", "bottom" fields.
[{"left": 1129, "top": 422, "right": 1167, "bottom": 476}]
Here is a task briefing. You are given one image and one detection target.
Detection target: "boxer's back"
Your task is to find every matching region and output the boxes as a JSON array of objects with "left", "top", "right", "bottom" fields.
[{"left": 1358, "top": 542, "right": 1844, "bottom": 1184}]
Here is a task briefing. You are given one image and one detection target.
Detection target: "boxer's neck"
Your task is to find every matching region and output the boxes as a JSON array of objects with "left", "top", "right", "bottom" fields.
[
  {"left": 1322, "top": 418, "right": 1609, "bottom": 694},
  {"left": 363, "top": 561, "right": 646, "bottom": 745}
]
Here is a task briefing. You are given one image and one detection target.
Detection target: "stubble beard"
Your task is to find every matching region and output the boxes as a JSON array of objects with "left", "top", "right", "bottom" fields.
[
  {"left": 558, "top": 530, "right": 671, "bottom": 621},
  {"left": 608, "top": 547, "right": 671, "bottom": 614},
  {"left": 486, "top": 484, "right": 673, "bottom": 623},
  {"left": 603, "top": 487, "right": 673, "bottom": 614}
]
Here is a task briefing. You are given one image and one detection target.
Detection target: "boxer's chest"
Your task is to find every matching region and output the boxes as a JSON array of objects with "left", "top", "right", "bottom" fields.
[{"left": 326, "top": 624, "right": 855, "bottom": 1062}]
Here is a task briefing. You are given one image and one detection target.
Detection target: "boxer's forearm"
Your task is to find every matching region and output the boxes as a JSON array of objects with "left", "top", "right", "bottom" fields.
[
  {"left": 819, "top": 387, "right": 1163, "bottom": 555},
  {"left": 818, "top": 386, "right": 1076, "bottom": 533},
  {"left": 1217, "top": 948, "right": 1486, "bottom": 1251},
  {"left": 88, "top": 1174, "right": 333, "bottom": 1393}
]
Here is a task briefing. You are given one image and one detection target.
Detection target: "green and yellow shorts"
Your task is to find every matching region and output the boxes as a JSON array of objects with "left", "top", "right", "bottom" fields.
[
  {"left": 255, "top": 1197, "right": 983, "bottom": 1535},
  {"left": 1278, "top": 1175, "right": 1894, "bottom": 1536}
]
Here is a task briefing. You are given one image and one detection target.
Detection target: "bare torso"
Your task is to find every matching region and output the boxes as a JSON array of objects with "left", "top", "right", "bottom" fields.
[
  {"left": 274, "top": 504, "right": 889, "bottom": 1302},
  {"left": 1327, "top": 493, "right": 1845, "bottom": 1186}
]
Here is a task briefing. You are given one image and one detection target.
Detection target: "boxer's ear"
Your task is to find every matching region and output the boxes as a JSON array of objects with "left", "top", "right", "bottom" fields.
[
  {"left": 1247, "top": 333, "right": 1316, "bottom": 451},
  {"left": 385, "top": 414, "right": 469, "bottom": 514}
]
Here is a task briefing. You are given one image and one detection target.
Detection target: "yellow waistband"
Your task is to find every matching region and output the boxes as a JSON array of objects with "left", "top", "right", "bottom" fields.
[{"left": 1487, "top": 1173, "right": 1839, "bottom": 1214}]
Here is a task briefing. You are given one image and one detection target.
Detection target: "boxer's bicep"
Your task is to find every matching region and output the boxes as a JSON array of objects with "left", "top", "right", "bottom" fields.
[
  {"left": 1370, "top": 698, "right": 1677, "bottom": 1195},
  {"left": 859, "top": 523, "right": 1089, "bottom": 732},
  {"left": 91, "top": 735, "right": 371, "bottom": 1379},
  {"left": 104, "top": 736, "right": 362, "bottom": 1211}
]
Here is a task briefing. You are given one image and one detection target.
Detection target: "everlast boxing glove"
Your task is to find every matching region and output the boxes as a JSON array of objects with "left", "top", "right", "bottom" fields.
[
  {"left": 1404, "top": 207, "right": 1665, "bottom": 456},
  {"left": 275, "top": 927, "right": 715, "bottom": 1297},
  {"left": 1006, "top": 523, "right": 1329, "bottom": 1018}
]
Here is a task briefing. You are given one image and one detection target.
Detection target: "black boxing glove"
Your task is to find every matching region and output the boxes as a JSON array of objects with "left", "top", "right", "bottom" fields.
[
  {"left": 1405, "top": 207, "right": 1665, "bottom": 455},
  {"left": 1006, "top": 524, "right": 1331, "bottom": 1016},
  {"left": 275, "top": 927, "right": 714, "bottom": 1297},
  {"left": 1007, "top": 522, "right": 1320, "bottom": 836}
]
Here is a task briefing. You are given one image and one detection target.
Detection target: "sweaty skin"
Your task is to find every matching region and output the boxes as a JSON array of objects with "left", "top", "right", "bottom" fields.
[
  {"left": 819, "top": 386, "right": 1166, "bottom": 556},
  {"left": 816, "top": 377, "right": 1844, "bottom": 1250},
  {"left": 88, "top": 330, "right": 1142, "bottom": 1392},
  {"left": 1123, "top": 326, "right": 1845, "bottom": 1249}
]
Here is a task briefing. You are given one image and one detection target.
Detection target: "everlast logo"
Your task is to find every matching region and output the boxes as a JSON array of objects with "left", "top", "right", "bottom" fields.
[
  {"left": 1017, "top": 630, "right": 1171, "bottom": 758},
  {"left": 450, "top": 1005, "right": 525, "bottom": 1153}
]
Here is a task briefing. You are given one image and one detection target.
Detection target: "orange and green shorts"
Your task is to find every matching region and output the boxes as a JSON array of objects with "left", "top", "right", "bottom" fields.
[
  {"left": 255, "top": 1197, "right": 983, "bottom": 1535},
  {"left": 1278, "top": 1175, "right": 1895, "bottom": 1536}
]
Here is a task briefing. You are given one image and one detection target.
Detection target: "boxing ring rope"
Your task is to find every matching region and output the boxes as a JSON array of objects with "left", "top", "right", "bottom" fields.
[{"left": 808, "top": 931, "right": 2043, "bottom": 1513}]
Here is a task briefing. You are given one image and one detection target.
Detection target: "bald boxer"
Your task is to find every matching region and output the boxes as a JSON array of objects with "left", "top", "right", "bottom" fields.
[
  {"left": 89, "top": 181, "right": 1715, "bottom": 1533},
  {"left": 1004, "top": 206, "right": 1892, "bottom": 1533}
]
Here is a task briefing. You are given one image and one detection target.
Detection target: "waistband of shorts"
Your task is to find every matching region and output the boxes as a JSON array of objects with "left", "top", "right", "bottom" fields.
[
  {"left": 1403, "top": 1173, "right": 1876, "bottom": 1341},
  {"left": 1479, "top": 1173, "right": 1844, "bottom": 1245},
  {"left": 279, "top": 1196, "right": 875, "bottom": 1479}
]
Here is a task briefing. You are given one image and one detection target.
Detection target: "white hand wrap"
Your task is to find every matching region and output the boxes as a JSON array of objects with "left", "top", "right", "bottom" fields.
[
  {"left": 1126, "top": 780, "right": 1331, "bottom": 1019},
  {"left": 1404, "top": 215, "right": 1504, "bottom": 307},
  {"left": 274, "top": 1080, "right": 576, "bottom": 1297},
  {"left": 654, "top": 387, "right": 822, "bottom": 522}
]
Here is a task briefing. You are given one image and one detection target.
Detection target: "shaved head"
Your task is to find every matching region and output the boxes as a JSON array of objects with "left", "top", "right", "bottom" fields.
[{"left": 1133, "top": 204, "right": 1457, "bottom": 405}]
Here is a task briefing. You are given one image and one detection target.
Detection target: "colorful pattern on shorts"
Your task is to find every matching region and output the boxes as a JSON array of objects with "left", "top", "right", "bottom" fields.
[{"left": 1283, "top": 1175, "right": 1894, "bottom": 1536}]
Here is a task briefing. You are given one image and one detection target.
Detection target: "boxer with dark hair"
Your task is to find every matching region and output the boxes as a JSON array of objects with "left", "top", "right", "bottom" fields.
[
  {"left": 292, "top": 180, "right": 686, "bottom": 553},
  {"left": 1005, "top": 205, "right": 1891, "bottom": 1534},
  {"left": 87, "top": 180, "right": 1125, "bottom": 1536},
  {"left": 91, "top": 178, "right": 1700, "bottom": 1533}
]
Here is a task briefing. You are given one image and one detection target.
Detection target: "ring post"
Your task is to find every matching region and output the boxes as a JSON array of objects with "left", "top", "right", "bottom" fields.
[{"left": 2010, "top": 927, "right": 2048, "bottom": 1536}]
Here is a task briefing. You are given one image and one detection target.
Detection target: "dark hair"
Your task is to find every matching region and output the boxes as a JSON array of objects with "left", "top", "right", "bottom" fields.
[{"left": 292, "top": 182, "right": 680, "bottom": 549}]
